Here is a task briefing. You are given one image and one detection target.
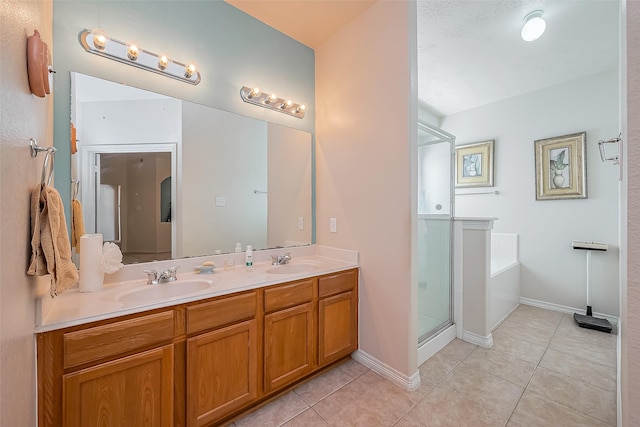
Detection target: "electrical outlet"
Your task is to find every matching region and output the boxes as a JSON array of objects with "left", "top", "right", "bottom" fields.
[
  {"left": 215, "top": 197, "right": 226, "bottom": 207},
  {"left": 330, "top": 217, "right": 337, "bottom": 233},
  {"left": 298, "top": 217, "right": 304, "bottom": 230}
]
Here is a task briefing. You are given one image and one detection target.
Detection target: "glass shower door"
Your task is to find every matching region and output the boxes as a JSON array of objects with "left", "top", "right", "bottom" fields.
[{"left": 417, "top": 122, "right": 454, "bottom": 343}]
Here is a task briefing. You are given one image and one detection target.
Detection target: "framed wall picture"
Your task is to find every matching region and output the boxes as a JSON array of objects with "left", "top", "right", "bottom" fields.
[
  {"left": 534, "top": 131, "right": 587, "bottom": 200},
  {"left": 455, "top": 140, "right": 494, "bottom": 188}
]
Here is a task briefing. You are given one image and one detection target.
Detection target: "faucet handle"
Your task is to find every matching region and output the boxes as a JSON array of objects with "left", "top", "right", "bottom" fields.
[
  {"left": 271, "top": 255, "right": 279, "bottom": 265},
  {"left": 164, "top": 266, "right": 178, "bottom": 281},
  {"left": 143, "top": 269, "right": 158, "bottom": 284}
]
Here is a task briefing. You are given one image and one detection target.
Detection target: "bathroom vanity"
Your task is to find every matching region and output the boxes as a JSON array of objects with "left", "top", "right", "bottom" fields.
[{"left": 35, "top": 259, "right": 358, "bottom": 427}]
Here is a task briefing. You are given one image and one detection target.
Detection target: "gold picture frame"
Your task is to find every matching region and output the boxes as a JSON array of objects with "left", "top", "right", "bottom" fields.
[
  {"left": 534, "top": 131, "right": 587, "bottom": 200},
  {"left": 455, "top": 140, "right": 494, "bottom": 188}
]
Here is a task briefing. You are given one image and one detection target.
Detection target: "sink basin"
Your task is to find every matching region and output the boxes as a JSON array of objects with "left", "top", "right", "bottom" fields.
[
  {"left": 117, "top": 279, "right": 215, "bottom": 303},
  {"left": 266, "top": 263, "right": 321, "bottom": 275}
]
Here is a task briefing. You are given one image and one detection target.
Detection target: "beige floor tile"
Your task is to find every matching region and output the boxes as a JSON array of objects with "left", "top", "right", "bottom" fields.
[
  {"left": 505, "top": 308, "right": 563, "bottom": 331},
  {"left": 512, "top": 304, "right": 564, "bottom": 323},
  {"left": 393, "top": 417, "right": 426, "bottom": 427},
  {"left": 489, "top": 331, "right": 547, "bottom": 365},
  {"left": 462, "top": 347, "right": 536, "bottom": 387},
  {"left": 438, "top": 365, "right": 524, "bottom": 418},
  {"left": 281, "top": 408, "right": 329, "bottom": 426},
  {"left": 338, "top": 358, "right": 370, "bottom": 379},
  {"left": 549, "top": 331, "right": 617, "bottom": 368},
  {"left": 495, "top": 317, "right": 556, "bottom": 347},
  {"left": 312, "top": 371, "right": 414, "bottom": 426},
  {"left": 556, "top": 314, "right": 618, "bottom": 343},
  {"left": 540, "top": 348, "right": 617, "bottom": 391},
  {"left": 234, "top": 391, "right": 309, "bottom": 427},
  {"left": 418, "top": 338, "right": 476, "bottom": 382},
  {"left": 294, "top": 366, "right": 354, "bottom": 405},
  {"left": 528, "top": 367, "right": 616, "bottom": 425},
  {"left": 403, "top": 386, "right": 506, "bottom": 427},
  {"left": 509, "top": 390, "right": 613, "bottom": 427}
]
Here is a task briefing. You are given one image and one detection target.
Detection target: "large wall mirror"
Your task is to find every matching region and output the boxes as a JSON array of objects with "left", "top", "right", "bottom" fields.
[{"left": 71, "top": 72, "right": 313, "bottom": 264}]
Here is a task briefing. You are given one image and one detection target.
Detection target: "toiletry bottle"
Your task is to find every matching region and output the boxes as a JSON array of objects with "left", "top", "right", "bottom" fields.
[
  {"left": 245, "top": 245, "right": 253, "bottom": 271},
  {"left": 235, "top": 243, "right": 242, "bottom": 253}
]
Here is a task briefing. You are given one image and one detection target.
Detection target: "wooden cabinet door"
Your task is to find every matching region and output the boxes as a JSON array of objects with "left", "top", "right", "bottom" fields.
[
  {"left": 186, "top": 320, "right": 258, "bottom": 427},
  {"left": 62, "top": 344, "right": 174, "bottom": 427},
  {"left": 319, "top": 291, "right": 357, "bottom": 366},
  {"left": 264, "top": 302, "right": 315, "bottom": 393}
]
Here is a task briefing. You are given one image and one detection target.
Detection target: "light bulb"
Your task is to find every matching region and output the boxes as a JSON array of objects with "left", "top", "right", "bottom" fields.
[
  {"left": 296, "top": 104, "right": 306, "bottom": 113},
  {"left": 521, "top": 11, "right": 546, "bottom": 42},
  {"left": 184, "top": 64, "right": 197, "bottom": 78},
  {"left": 249, "top": 87, "right": 261, "bottom": 98},
  {"left": 93, "top": 32, "right": 107, "bottom": 50},
  {"left": 266, "top": 93, "right": 277, "bottom": 104},
  {"left": 127, "top": 44, "right": 139, "bottom": 60},
  {"left": 285, "top": 99, "right": 293, "bottom": 108},
  {"left": 158, "top": 55, "right": 169, "bottom": 70}
]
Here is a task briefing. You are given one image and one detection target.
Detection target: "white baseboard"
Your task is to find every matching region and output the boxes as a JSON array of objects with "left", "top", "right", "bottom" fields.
[
  {"left": 519, "top": 297, "right": 619, "bottom": 326},
  {"left": 351, "top": 350, "right": 421, "bottom": 391},
  {"left": 418, "top": 324, "right": 456, "bottom": 365},
  {"left": 462, "top": 330, "right": 493, "bottom": 348}
]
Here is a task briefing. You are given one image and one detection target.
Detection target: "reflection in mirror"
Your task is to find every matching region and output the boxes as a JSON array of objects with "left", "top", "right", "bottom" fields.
[{"left": 71, "top": 72, "right": 313, "bottom": 265}]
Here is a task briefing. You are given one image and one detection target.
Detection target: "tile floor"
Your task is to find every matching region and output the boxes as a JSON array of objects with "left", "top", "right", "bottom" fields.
[{"left": 231, "top": 304, "right": 617, "bottom": 427}]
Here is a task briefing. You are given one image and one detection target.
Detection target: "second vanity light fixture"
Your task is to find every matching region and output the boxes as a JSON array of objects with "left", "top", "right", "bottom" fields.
[
  {"left": 80, "top": 29, "right": 201, "bottom": 85},
  {"left": 240, "top": 86, "right": 306, "bottom": 119}
]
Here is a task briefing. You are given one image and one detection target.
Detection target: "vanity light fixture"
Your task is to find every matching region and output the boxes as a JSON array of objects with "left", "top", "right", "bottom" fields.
[
  {"left": 240, "top": 86, "right": 306, "bottom": 119},
  {"left": 521, "top": 10, "right": 546, "bottom": 42},
  {"left": 79, "top": 29, "right": 201, "bottom": 85}
]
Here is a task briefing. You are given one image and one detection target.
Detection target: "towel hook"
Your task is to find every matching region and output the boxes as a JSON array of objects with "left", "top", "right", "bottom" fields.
[{"left": 30, "top": 139, "right": 56, "bottom": 186}]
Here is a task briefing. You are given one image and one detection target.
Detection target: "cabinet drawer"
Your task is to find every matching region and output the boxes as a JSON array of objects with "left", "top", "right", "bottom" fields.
[
  {"left": 264, "top": 279, "right": 314, "bottom": 313},
  {"left": 318, "top": 269, "right": 357, "bottom": 298},
  {"left": 63, "top": 311, "right": 174, "bottom": 369},
  {"left": 186, "top": 291, "right": 257, "bottom": 334}
]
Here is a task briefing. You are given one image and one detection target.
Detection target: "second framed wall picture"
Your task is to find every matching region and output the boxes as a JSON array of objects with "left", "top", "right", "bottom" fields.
[
  {"left": 455, "top": 140, "right": 494, "bottom": 188},
  {"left": 534, "top": 131, "right": 587, "bottom": 200}
]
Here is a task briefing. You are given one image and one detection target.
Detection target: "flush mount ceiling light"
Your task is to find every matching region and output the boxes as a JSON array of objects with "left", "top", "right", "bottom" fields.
[
  {"left": 521, "top": 10, "right": 546, "bottom": 42},
  {"left": 240, "top": 86, "right": 306, "bottom": 119},
  {"left": 79, "top": 29, "right": 201, "bottom": 85}
]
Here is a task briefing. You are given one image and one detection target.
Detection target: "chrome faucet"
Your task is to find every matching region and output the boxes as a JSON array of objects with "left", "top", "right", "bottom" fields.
[
  {"left": 144, "top": 266, "right": 178, "bottom": 285},
  {"left": 271, "top": 253, "right": 292, "bottom": 265}
]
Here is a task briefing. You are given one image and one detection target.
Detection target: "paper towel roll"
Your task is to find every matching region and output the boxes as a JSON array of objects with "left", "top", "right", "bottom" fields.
[{"left": 79, "top": 234, "right": 104, "bottom": 292}]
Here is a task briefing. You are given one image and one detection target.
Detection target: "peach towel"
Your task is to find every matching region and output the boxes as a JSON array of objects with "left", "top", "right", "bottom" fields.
[
  {"left": 71, "top": 199, "right": 85, "bottom": 252},
  {"left": 27, "top": 184, "right": 79, "bottom": 297}
]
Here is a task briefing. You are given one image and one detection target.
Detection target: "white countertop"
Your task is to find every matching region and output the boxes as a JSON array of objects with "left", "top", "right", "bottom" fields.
[{"left": 35, "top": 249, "right": 358, "bottom": 333}]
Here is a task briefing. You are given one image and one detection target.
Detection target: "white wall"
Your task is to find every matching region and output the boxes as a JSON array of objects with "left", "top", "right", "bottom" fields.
[
  {"left": 0, "top": 1, "right": 52, "bottom": 424},
  {"left": 443, "top": 70, "right": 620, "bottom": 316},
  {"left": 316, "top": 1, "right": 417, "bottom": 379},
  {"left": 181, "top": 101, "right": 267, "bottom": 256}
]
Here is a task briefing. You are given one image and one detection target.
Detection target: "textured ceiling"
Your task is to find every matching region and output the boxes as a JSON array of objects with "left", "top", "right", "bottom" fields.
[
  {"left": 225, "top": 0, "right": 620, "bottom": 117},
  {"left": 417, "top": 0, "right": 619, "bottom": 116}
]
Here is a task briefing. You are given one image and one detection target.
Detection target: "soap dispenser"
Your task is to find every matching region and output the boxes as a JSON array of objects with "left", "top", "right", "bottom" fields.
[{"left": 245, "top": 245, "right": 253, "bottom": 271}]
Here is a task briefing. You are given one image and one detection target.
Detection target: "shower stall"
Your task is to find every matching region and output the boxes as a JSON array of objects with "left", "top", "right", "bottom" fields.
[{"left": 416, "top": 122, "right": 455, "bottom": 347}]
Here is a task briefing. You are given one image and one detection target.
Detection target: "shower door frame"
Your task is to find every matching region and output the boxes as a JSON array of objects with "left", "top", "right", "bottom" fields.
[{"left": 417, "top": 121, "right": 456, "bottom": 345}]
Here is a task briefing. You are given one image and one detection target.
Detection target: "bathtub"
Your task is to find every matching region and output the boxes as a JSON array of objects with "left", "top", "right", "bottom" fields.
[{"left": 490, "top": 233, "right": 520, "bottom": 330}]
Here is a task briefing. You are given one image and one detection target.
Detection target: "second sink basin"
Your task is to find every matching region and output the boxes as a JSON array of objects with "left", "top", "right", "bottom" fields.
[
  {"left": 116, "top": 279, "right": 216, "bottom": 303},
  {"left": 266, "top": 263, "right": 321, "bottom": 275}
]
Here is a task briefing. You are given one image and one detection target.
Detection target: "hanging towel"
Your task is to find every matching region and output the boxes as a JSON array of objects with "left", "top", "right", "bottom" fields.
[
  {"left": 28, "top": 184, "right": 79, "bottom": 297},
  {"left": 71, "top": 199, "right": 85, "bottom": 252}
]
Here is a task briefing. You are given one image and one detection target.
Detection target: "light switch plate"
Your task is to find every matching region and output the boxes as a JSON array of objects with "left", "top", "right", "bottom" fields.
[
  {"left": 215, "top": 197, "right": 226, "bottom": 207},
  {"left": 298, "top": 217, "right": 304, "bottom": 230},
  {"left": 330, "top": 217, "right": 337, "bottom": 233}
]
